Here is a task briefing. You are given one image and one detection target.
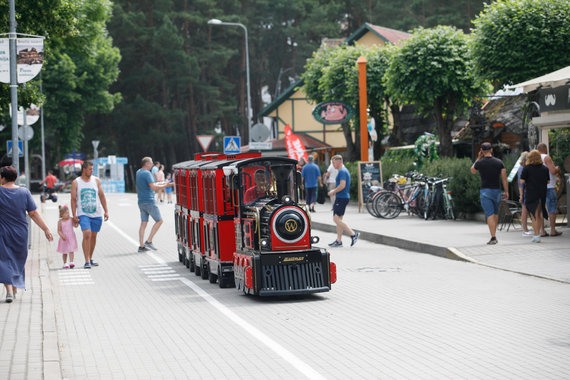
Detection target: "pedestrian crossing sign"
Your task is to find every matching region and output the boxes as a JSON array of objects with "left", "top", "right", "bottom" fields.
[
  {"left": 7, "top": 140, "right": 23, "bottom": 157},
  {"left": 223, "top": 136, "right": 241, "bottom": 154}
]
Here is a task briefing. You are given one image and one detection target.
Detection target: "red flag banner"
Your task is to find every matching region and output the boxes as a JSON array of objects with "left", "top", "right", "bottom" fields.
[{"left": 284, "top": 125, "right": 308, "bottom": 162}]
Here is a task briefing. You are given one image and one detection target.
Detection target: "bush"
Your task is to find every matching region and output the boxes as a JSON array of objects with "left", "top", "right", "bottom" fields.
[{"left": 422, "top": 157, "right": 481, "bottom": 215}]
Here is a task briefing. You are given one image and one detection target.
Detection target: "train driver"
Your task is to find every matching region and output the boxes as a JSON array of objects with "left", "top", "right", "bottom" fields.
[{"left": 244, "top": 169, "right": 268, "bottom": 204}]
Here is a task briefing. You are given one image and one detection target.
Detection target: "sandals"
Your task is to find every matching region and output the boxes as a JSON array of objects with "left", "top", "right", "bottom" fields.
[{"left": 551, "top": 231, "right": 563, "bottom": 237}]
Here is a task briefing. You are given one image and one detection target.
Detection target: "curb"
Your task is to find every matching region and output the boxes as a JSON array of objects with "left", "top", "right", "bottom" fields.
[{"left": 311, "top": 221, "right": 472, "bottom": 262}]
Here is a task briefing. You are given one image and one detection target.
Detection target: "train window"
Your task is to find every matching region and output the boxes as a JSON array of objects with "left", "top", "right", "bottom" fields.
[{"left": 240, "top": 161, "right": 296, "bottom": 205}]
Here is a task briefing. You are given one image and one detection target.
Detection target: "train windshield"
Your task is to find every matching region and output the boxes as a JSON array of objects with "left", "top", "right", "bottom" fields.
[{"left": 241, "top": 161, "right": 297, "bottom": 205}]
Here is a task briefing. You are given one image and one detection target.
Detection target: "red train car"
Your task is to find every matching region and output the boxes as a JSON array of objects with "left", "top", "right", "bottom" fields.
[{"left": 173, "top": 154, "right": 336, "bottom": 296}]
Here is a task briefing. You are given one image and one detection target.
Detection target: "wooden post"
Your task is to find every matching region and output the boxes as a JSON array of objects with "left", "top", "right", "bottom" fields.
[{"left": 357, "top": 56, "right": 368, "bottom": 161}]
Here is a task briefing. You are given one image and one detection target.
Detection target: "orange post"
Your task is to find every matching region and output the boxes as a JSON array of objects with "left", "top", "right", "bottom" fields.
[{"left": 357, "top": 56, "right": 368, "bottom": 161}]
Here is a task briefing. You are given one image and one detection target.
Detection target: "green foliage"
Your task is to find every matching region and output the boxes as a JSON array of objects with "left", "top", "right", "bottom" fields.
[
  {"left": 384, "top": 25, "right": 490, "bottom": 157},
  {"left": 413, "top": 133, "right": 439, "bottom": 169},
  {"left": 343, "top": 161, "right": 360, "bottom": 200},
  {"left": 549, "top": 128, "right": 570, "bottom": 171},
  {"left": 382, "top": 147, "right": 415, "bottom": 161},
  {"left": 470, "top": 0, "right": 570, "bottom": 87},
  {"left": 303, "top": 44, "right": 392, "bottom": 160},
  {"left": 380, "top": 156, "right": 416, "bottom": 183},
  {"left": 422, "top": 157, "right": 481, "bottom": 214}
]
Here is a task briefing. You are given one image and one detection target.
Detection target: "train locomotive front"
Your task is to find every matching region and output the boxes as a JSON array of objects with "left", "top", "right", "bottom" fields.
[
  {"left": 174, "top": 154, "right": 336, "bottom": 296},
  {"left": 229, "top": 157, "right": 335, "bottom": 296}
]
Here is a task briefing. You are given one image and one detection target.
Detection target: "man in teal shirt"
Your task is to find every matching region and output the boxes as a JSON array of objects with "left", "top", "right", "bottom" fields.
[
  {"left": 327, "top": 155, "right": 359, "bottom": 247},
  {"left": 136, "top": 157, "right": 172, "bottom": 252}
]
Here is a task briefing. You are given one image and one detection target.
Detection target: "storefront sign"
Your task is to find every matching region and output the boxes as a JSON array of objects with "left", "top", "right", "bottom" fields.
[{"left": 312, "top": 101, "right": 354, "bottom": 124}]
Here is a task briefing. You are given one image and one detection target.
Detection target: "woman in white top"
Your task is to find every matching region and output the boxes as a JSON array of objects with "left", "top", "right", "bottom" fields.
[{"left": 324, "top": 162, "right": 339, "bottom": 209}]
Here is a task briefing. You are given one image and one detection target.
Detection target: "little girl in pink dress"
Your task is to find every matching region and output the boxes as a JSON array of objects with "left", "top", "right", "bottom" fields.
[{"left": 57, "top": 205, "right": 78, "bottom": 268}]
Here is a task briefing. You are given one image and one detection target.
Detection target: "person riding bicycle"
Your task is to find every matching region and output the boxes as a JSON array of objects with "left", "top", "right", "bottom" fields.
[{"left": 40, "top": 170, "right": 58, "bottom": 202}]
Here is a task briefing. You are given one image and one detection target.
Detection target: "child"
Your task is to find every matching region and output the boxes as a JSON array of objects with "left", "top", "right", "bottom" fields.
[
  {"left": 165, "top": 172, "right": 174, "bottom": 204},
  {"left": 57, "top": 205, "right": 78, "bottom": 269}
]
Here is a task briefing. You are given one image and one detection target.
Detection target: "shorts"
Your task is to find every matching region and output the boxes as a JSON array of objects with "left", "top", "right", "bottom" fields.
[
  {"left": 305, "top": 187, "right": 317, "bottom": 204},
  {"left": 545, "top": 188, "right": 557, "bottom": 214},
  {"left": 480, "top": 188, "right": 501, "bottom": 217},
  {"left": 138, "top": 202, "right": 162, "bottom": 223},
  {"left": 78, "top": 216, "right": 103, "bottom": 232},
  {"left": 333, "top": 198, "right": 350, "bottom": 216}
]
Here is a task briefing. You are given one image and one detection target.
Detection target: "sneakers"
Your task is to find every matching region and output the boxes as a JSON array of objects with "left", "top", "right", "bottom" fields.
[
  {"left": 351, "top": 232, "right": 360, "bottom": 247},
  {"left": 84, "top": 262, "right": 92, "bottom": 269},
  {"left": 138, "top": 246, "right": 149, "bottom": 252},
  {"left": 69, "top": 262, "right": 75, "bottom": 269},
  {"left": 6, "top": 294, "right": 13, "bottom": 303},
  {"left": 90, "top": 260, "right": 99, "bottom": 267},
  {"left": 487, "top": 237, "right": 498, "bottom": 245},
  {"left": 522, "top": 231, "right": 533, "bottom": 237},
  {"left": 144, "top": 241, "right": 157, "bottom": 251},
  {"left": 328, "top": 240, "right": 342, "bottom": 247},
  {"left": 63, "top": 263, "right": 70, "bottom": 269},
  {"left": 531, "top": 236, "right": 541, "bottom": 243}
]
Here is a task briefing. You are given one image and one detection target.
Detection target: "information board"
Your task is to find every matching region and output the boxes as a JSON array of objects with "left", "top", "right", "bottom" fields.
[{"left": 357, "top": 161, "right": 383, "bottom": 212}]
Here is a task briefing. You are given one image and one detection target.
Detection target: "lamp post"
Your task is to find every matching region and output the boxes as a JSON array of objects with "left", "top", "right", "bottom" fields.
[{"left": 208, "top": 18, "right": 252, "bottom": 145}]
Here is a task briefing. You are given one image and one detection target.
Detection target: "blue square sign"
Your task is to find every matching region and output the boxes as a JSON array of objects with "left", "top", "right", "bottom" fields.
[
  {"left": 7, "top": 141, "right": 24, "bottom": 157},
  {"left": 223, "top": 136, "right": 241, "bottom": 154}
]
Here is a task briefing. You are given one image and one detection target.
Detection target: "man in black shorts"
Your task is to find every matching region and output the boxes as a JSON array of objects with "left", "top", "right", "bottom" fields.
[{"left": 327, "top": 155, "right": 359, "bottom": 247}]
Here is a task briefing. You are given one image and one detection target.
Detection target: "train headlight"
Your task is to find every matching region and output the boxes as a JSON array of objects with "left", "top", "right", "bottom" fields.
[
  {"left": 260, "top": 239, "right": 269, "bottom": 249},
  {"left": 311, "top": 236, "right": 320, "bottom": 244}
]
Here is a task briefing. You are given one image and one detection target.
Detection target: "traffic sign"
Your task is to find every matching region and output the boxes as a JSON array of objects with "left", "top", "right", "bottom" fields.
[
  {"left": 18, "top": 125, "right": 34, "bottom": 141},
  {"left": 224, "top": 136, "right": 241, "bottom": 154},
  {"left": 7, "top": 140, "right": 23, "bottom": 157},
  {"left": 197, "top": 135, "right": 214, "bottom": 152}
]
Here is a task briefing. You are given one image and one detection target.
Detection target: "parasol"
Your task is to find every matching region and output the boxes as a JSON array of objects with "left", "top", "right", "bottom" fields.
[{"left": 57, "top": 159, "right": 84, "bottom": 166}]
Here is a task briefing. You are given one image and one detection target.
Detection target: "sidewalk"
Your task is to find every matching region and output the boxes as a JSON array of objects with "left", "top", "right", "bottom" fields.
[{"left": 310, "top": 201, "right": 570, "bottom": 284}]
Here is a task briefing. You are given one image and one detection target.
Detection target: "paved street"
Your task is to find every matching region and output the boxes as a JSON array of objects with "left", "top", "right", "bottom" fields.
[{"left": 1, "top": 193, "right": 569, "bottom": 379}]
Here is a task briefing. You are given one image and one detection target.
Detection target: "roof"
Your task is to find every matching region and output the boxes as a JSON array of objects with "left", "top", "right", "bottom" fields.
[
  {"left": 510, "top": 65, "right": 570, "bottom": 92},
  {"left": 244, "top": 132, "right": 332, "bottom": 152},
  {"left": 259, "top": 23, "right": 411, "bottom": 118},
  {"left": 345, "top": 23, "right": 411, "bottom": 46}
]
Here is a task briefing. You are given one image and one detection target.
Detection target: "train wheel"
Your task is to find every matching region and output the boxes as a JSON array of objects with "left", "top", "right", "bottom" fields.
[
  {"left": 208, "top": 272, "right": 218, "bottom": 284},
  {"left": 185, "top": 255, "right": 190, "bottom": 268},
  {"left": 194, "top": 258, "right": 201, "bottom": 276},
  {"left": 200, "top": 259, "right": 208, "bottom": 280},
  {"left": 189, "top": 256, "right": 195, "bottom": 272}
]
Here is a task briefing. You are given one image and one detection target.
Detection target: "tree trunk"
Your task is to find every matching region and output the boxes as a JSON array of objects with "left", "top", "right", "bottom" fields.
[
  {"left": 434, "top": 98, "right": 454, "bottom": 157},
  {"left": 389, "top": 103, "right": 402, "bottom": 146},
  {"left": 341, "top": 122, "right": 357, "bottom": 161}
]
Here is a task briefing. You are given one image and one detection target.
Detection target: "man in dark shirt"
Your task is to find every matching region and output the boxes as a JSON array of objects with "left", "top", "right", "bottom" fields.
[{"left": 470, "top": 142, "right": 508, "bottom": 245}]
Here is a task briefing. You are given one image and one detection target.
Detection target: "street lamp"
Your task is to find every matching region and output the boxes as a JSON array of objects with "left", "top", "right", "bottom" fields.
[{"left": 208, "top": 18, "right": 252, "bottom": 145}]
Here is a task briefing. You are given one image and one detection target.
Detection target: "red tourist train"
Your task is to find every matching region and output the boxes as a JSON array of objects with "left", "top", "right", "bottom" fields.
[{"left": 172, "top": 153, "right": 336, "bottom": 296}]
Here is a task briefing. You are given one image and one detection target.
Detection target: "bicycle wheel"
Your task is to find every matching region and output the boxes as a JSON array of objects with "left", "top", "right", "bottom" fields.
[
  {"left": 374, "top": 192, "right": 401, "bottom": 219},
  {"left": 366, "top": 191, "right": 383, "bottom": 218}
]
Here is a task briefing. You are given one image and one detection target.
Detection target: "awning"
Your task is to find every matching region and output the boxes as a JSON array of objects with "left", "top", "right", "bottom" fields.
[
  {"left": 510, "top": 65, "right": 570, "bottom": 92},
  {"left": 57, "top": 159, "right": 84, "bottom": 166}
]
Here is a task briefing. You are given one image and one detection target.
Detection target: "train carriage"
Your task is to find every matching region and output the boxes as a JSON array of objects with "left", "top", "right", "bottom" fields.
[{"left": 173, "top": 154, "right": 336, "bottom": 296}]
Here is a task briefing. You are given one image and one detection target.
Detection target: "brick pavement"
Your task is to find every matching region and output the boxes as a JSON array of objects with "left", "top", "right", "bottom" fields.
[
  {"left": 310, "top": 201, "right": 570, "bottom": 283},
  {"left": 1, "top": 193, "right": 569, "bottom": 379}
]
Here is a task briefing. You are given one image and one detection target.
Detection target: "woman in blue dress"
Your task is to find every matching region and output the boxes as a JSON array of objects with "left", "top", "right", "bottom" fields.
[{"left": 1, "top": 166, "right": 53, "bottom": 303}]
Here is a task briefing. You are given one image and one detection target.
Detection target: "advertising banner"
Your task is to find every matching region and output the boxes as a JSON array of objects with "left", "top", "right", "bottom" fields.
[
  {"left": 0, "top": 38, "right": 44, "bottom": 84},
  {"left": 284, "top": 124, "right": 308, "bottom": 162}
]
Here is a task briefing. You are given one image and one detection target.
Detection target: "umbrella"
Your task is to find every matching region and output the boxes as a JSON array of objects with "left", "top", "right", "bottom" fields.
[{"left": 57, "top": 159, "right": 84, "bottom": 166}]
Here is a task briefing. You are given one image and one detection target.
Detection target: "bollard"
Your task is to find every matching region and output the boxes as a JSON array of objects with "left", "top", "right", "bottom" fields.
[{"left": 566, "top": 174, "right": 570, "bottom": 227}]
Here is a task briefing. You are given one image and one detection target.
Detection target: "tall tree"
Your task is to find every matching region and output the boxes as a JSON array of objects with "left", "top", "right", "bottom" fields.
[
  {"left": 470, "top": 0, "right": 570, "bottom": 88},
  {"left": 303, "top": 44, "right": 392, "bottom": 161},
  {"left": 384, "top": 26, "right": 489, "bottom": 157}
]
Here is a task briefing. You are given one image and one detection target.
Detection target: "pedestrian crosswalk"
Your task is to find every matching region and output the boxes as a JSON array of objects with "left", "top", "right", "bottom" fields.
[
  {"left": 58, "top": 269, "right": 94, "bottom": 285},
  {"left": 139, "top": 264, "right": 180, "bottom": 281}
]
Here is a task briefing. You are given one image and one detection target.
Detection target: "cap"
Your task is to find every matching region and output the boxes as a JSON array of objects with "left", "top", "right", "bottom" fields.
[{"left": 481, "top": 142, "right": 492, "bottom": 151}]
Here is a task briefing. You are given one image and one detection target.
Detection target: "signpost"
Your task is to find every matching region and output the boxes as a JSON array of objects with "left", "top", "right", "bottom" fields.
[
  {"left": 197, "top": 135, "right": 214, "bottom": 152},
  {"left": 223, "top": 136, "right": 241, "bottom": 154}
]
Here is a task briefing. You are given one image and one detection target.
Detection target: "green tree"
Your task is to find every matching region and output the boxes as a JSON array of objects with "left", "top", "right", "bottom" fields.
[
  {"left": 384, "top": 26, "right": 489, "bottom": 157},
  {"left": 470, "top": 0, "right": 570, "bottom": 88},
  {"left": 303, "top": 44, "right": 391, "bottom": 161},
  {"left": 0, "top": 0, "right": 120, "bottom": 168}
]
